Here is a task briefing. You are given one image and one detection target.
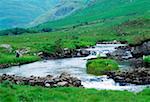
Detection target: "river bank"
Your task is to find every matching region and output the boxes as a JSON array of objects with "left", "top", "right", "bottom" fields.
[
  {"left": 1, "top": 84, "right": 150, "bottom": 102},
  {"left": 0, "top": 73, "right": 82, "bottom": 88}
]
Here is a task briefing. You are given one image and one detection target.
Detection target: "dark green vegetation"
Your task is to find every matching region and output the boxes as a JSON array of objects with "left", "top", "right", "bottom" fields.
[
  {"left": 0, "top": 0, "right": 150, "bottom": 66},
  {"left": 143, "top": 56, "right": 150, "bottom": 63},
  {"left": 143, "top": 55, "right": 150, "bottom": 67},
  {"left": 0, "top": 28, "right": 37, "bottom": 36},
  {"left": 86, "top": 59, "right": 119, "bottom": 75},
  {"left": 0, "top": 83, "right": 150, "bottom": 102}
]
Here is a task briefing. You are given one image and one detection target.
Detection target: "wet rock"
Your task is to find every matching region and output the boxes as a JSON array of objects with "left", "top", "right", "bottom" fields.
[
  {"left": 37, "top": 48, "right": 90, "bottom": 60},
  {"left": 111, "top": 46, "right": 133, "bottom": 60},
  {"left": 107, "top": 68, "right": 150, "bottom": 85},
  {"left": 57, "top": 81, "right": 68, "bottom": 87},
  {"left": 97, "top": 41, "right": 122, "bottom": 44},
  {"left": 128, "top": 58, "right": 144, "bottom": 68},
  {"left": 45, "top": 83, "right": 51, "bottom": 87},
  {"left": 131, "top": 41, "right": 150, "bottom": 57},
  {"left": 0, "top": 73, "right": 83, "bottom": 88}
]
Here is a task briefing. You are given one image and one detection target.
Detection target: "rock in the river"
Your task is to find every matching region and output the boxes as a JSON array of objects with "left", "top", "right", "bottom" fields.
[
  {"left": 107, "top": 68, "right": 150, "bottom": 85},
  {"left": 110, "top": 46, "right": 133, "bottom": 60},
  {"left": 128, "top": 58, "right": 144, "bottom": 68},
  {"left": 131, "top": 41, "right": 150, "bottom": 57}
]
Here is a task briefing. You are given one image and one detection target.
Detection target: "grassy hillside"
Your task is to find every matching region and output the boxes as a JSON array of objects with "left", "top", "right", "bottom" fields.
[
  {"left": 29, "top": 0, "right": 91, "bottom": 27},
  {"left": 0, "top": 0, "right": 59, "bottom": 29},
  {"left": 0, "top": 0, "right": 92, "bottom": 30},
  {"left": 34, "top": 0, "right": 150, "bottom": 31}
]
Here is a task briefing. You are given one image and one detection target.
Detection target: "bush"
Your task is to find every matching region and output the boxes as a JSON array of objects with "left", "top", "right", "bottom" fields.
[
  {"left": 143, "top": 55, "right": 150, "bottom": 67},
  {"left": 86, "top": 59, "right": 119, "bottom": 75},
  {"left": 143, "top": 55, "right": 150, "bottom": 63},
  {"left": 1, "top": 80, "right": 13, "bottom": 88}
]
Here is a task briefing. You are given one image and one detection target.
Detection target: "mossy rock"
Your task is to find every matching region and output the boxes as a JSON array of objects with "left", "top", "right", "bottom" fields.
[{"left": 86, "top": 58, "right": 119, "bottom": 75}]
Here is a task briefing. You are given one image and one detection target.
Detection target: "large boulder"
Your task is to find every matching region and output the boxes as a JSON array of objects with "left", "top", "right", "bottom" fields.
[
  {"left": 107, "top": 68, "right": 150, "bottom": 85},
  {"left": 128, "top": 58, "right": 144, "bottom": 68},
  {"left": 111, "top": 46, "right": 132, "bottom": 60},
  {"left": 131, "top": 41, "right": 150, "bottom": 57},
  {"left": 0, "top": 44, "right": 13, "bottom": 52}
]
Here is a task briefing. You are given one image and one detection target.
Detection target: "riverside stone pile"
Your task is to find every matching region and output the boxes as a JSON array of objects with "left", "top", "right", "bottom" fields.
[
  {"left": 38, "top": 49, "right": 90, "bottom": 59},
  {"left": 0, "top": 73, "right": 83, "bottom": 87},
  {"left": 107, "top": 68, "right": 150, "bottom": 85}
]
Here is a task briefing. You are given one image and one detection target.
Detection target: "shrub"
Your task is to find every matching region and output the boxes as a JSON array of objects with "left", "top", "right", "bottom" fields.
[
  {"left": 1, "top": 80, "right": 13, "bottom": 88},
  {"left": 143, "top": 55, "right": 150, "bottom": 63},
  {"left": 86, "top": 58, "right": 119, "bottom": 75},
  {"left": 143, "top": 55, "right": 150, "bottom": 67}
]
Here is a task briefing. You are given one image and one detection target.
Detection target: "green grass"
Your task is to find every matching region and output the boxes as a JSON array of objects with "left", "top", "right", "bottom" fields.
[
  {"left": 143, "top": 55, "right": 150, "bottom": 67},
  {"left": 86, "top": 59, "right": 119, "bottom": 75},
  {"left": 143, "top": 55, "right": 150, "bottom": 63},
  {"left": 0, "top": 53, "right": 40, "bottom": 67},
  {"left": 0, "top": 83, "right": 150, "bottom": 102}
]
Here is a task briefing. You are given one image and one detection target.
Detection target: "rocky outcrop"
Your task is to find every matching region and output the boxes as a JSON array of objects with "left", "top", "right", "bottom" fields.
[
  {"left": 0, "top": 73, "right": 83, "bottom": 88},
  {"left": 107, "top": 68, "right": 150, "bottom": 85},
  {"left": 38, "top": 49, "right": 90, "bottom": 59},
  {"left": 131, "top": 41, "right": 150, "bottom": 58},
  {"left": 111, "top": 46, "right": 132, "bottom": 60},
  {"left": 0, "top": 44, "right": 13, "bottom": 52},
  {"left": 110, "top": 40, "right": 150, "bottom": 60},
  {"left": 128, "top": 58, "right": 144, "bottom": 68}
]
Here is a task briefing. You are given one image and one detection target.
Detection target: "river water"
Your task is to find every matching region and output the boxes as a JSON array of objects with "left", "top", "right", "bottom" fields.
[{"left": 0, "top": 44, "right": 148, "bottom": 92}]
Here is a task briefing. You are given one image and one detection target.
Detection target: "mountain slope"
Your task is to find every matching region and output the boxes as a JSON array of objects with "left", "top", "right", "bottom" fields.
[
  {"left": 0, "top": 0, "right": 60, "bottom": 29},
  {"left": 0, "top": 0, "right": 92, "bottom": 30},
  {"left": 29, "top": 0, "right": 90, "bottom": 27},
  {"left": 34, "top": 0, "right": 150, "bottom": 31}
]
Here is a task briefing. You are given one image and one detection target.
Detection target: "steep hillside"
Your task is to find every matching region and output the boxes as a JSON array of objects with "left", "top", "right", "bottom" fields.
[
  {"left": 0, "top": 0, "right": 92, "bottom": 30},
  {"left": 0, "top": 0, "right": 59, "bottom": 29},
  {"left": 29, "top": 0, "right": 91, "bottom": 27},
  {"left": 34, "top": 0, "right": 150, "bottom": 31}
]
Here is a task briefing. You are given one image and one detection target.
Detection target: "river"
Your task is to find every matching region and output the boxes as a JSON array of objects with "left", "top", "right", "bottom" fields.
[{"left": 0, "top": 44, "right": 148, "bottom": 92}]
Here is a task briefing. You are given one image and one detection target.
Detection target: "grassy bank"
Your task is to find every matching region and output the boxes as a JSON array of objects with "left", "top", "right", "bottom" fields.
[
  {"left": 86, "top": 59, "right": 119, "bottom": 75},
  {"left": 0, "top": 53, "right": 40, "bottom": 68},
  {"left": 0, "top": 83, "right": 150, "bottom": 102}
]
